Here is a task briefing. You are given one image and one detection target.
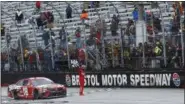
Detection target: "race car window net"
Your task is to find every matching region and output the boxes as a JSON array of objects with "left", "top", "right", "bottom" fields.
[
  {"left": 32, "top": 79, "right": 54, "bottom": 86},
  {"left": 16, "top": 80, "right": 24, "bottom": 86},
  {"left": 23, "top": 80, "right": 29, "bottom": 86}
]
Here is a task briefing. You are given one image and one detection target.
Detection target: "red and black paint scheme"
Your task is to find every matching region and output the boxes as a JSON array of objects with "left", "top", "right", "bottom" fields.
[{"left": 8, "top": 77, "right": 67, "bottom": 100}]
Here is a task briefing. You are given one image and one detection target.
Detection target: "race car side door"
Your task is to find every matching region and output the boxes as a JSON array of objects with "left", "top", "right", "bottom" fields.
[{"left": 21, "top": 79, "right": 34, "bottom": 99}]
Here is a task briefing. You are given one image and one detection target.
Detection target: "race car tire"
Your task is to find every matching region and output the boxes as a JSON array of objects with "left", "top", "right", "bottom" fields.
[
  {"left": 63, "top": 90, "right": 67, "bottom": 97},
  {"left": 11, "top": 91, "right": 19, "bottom": 100},
  {"left": 33, "top": 90, "right": 39, "bottom": 99}
]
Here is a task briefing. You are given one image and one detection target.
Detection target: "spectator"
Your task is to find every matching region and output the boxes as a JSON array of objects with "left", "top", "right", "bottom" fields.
[
  {"left": 132, "top": 8, "right": 138, "bottom": 21},
  {"left": 35, "top": 1, "right": 41, "bottom": 13},
  {"left": 86, "top": 35, "right": 96, "bottom": 46},
  {"left": 110, "top": 14, "right": 119, "bottom": 36},
  {"left": 44, "top": 48, "right": 52, "bottom": 71},
  {"left": 59, "top": 26, "right": 68, "bottom": 50},
  {"left": 50, "top": 31, "right": 56, "bottom": 49},
  {"left": 15, "top": 9, "right": 24, "bottom": 24},
  {"left": 75, "top": 27, "right": 82, "bottom": 49},
  {"left": 80, "top": 9, "right": 88, "bottom": 25},
  {"left": 77, "top": 48, "right": 86, "bottom": 65},
  {"left": 90, "top": 23, "right": 97, "bottom": 38},
  {"left": 42, "top": 30, "right": 50, "bottom": 47},
  {"left": 96, "top": 30, "right": 101, "bottom": 45},
  {"left": 1, "top": 24, "right": 5, "bottom": 36},
  {"left": 41, "top": 11, "right": 54, "bottom": 28},
  {"left": 66, "top": 4, "right": 72, "bottom": 19},
  {"left": 125, "top": 19, "right": 135, "bottom": 45},
  {"left": 154, "top": 42, "right": 162, "bottom": 56},
  {"left": 41, "top": 30, "right": 55, "bottom": 48},
  {"left": 6, "top": 33, "right": 12, "bottom": 47},
  {"left": 18, "top": 35, "right": 29, "bottom": 50},
  {"left": 29, "top": 51, "right": 37, "bottom": 71},
  {"left": 24, "top": 49, "right": 29, "bottom": 70},
  {"left": 36, "top": 16, "right": 45, "bottom": 31},
  {"left": 153, "top": 17, "right": 161, "bottom": 32},
  {"left": 47, "top": 12, "right": 54, "bottom": 28},
  {"left": 95, "top": 19, "right": 107, "bottom": 36}
]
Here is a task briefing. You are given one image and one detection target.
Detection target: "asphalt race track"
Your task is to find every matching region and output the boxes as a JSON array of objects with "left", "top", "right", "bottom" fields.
[{"left": 1, "top": 87, "right": 184, "bottom": 104}]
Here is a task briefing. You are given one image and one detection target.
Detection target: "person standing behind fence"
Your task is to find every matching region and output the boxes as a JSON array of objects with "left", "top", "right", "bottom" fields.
[
  {"left": 75, "top": 27, "right": 82, "bottom": 49},
  {"left": 44, "top": 47, "right": 52, "bottom": 71},
  {"left": 110, "top": 14, "right": 119, "bottom": 36},
  {"left": 59, "top": 26, "right": 67, "bottom": 50}
]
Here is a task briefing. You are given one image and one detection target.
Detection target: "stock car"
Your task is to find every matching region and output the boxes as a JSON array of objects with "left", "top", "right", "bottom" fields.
[{"left": 8, "top": 77, "right": 67, "bottom": 99}]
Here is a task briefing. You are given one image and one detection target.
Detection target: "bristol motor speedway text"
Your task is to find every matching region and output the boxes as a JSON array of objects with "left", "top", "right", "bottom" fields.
[{"left": 70, "top": 74, "right": 172, "bottom": 87}]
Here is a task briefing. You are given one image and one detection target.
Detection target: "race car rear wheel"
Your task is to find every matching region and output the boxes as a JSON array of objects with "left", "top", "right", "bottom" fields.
[
  {"left": 33, "top": 90, "right": 39, "bottom": 99},
  {"left": 11, "top": 91, "right": 19, "bottom": 100}
]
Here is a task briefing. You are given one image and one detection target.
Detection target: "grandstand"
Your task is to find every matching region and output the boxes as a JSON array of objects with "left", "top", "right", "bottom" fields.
[{"left": 1, "top": 1, "right": 184, "bottom": 71}]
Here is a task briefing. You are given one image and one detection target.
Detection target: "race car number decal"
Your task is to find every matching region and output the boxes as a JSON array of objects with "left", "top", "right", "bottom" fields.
[
  {"left": 9, "top": 85, "right": 20, "bottom": 91},
  {"left": 22, "top": 87, "right": 28, "bottom": 96}
]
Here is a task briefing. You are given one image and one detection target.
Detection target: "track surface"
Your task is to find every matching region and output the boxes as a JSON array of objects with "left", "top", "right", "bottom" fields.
[{"left": 1, "top": 87, "right": 184, "bottom": 104}]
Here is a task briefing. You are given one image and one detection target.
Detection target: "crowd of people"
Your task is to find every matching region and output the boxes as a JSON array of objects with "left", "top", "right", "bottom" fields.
[{"left": 1, "top": 1, "right": 184, "bottom": 72}]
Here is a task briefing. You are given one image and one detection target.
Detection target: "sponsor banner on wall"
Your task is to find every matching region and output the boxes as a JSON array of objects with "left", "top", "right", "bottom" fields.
[{"left": 65, "top": 73, "right": 182, "bottom": 88}]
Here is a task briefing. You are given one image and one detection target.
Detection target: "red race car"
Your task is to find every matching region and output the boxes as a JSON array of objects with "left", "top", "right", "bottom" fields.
[{"left": 8, "top": 77, "right": 67, "bottom": 99}]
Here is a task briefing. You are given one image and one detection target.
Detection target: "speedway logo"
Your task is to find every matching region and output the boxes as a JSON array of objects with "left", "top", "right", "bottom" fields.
[
  {"left": 172, "top": 73, "right": 181, "bottom": 87},
  {"left": 66, "top": 73, "right": 181, "bottom": 87}
]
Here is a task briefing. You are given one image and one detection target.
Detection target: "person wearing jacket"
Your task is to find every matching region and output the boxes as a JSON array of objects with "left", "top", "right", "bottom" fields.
[
  {"left": 75, "top": 27, "right": 82, "bottom": 49},
  {"left": 15, "top": 9, "right": 24, "bottom": 24},
  {"left": 110, "top": 15, "right": 119, "bottom": 36},
  {"left": 41, "top": 30, "right": 55, "bottom": 48},
  {"left": 44, "top": 47, "right": 52, "bottom": 71},
  {"left": 36, "top": 16, "right": 44, "bottom": 31},
  {"left": 80, "top": 10, "right": 88, "bottom": 25},
  {"left": 66, "top": 4, "right": 72, "bottom": 19},
  {"left": 46, "top": 12, "right": 54, "bottom": 28},
  {"left": 132, "top": 8, "right": 138, "bottom": 21},
  {"left": 59, "top": 26, "right": 68, "bottom": 50}
]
